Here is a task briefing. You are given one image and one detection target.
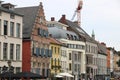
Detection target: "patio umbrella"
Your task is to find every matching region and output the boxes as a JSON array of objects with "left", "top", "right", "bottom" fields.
[
  {"left": 55, "top": 75, "right": 63, "bottom": 78},
  {"left": 14, "top": 71, "right": 46, "bottom": 79},
  {"left": 0, "top": 72, "right": 15, "bottom": 79},
  {"left": 58, "top": 72, "right": 74, "bottom": 77}
]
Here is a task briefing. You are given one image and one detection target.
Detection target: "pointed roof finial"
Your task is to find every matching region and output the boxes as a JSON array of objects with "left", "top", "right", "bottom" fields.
[
  {"left": 40, "top": 2, "right": 42, "bottom": 5},
  {"left": 92, "top": 29, "right": 95, "bottom": 36},
  {"left": 92, "top": 29, "right": 95, "bottom": 39}
]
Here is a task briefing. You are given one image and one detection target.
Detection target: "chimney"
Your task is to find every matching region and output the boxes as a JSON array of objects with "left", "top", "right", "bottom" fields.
[
  {"left": 49, "top": 34, "right": 52, "bottom": 37},
  {"left": 62, "top": 14, "right": 66, "bottom": 20},
  {"left": 59, "top": 14, "right": 67, "bottom": 24},
  {"left": 101, "top": 42, "right": 106, "bottom": 46},
  {"left": 51, "top": 17, "right": 55, "bottom": 21}
]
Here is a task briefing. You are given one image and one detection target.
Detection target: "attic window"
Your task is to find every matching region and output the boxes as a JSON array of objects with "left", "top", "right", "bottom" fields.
[
  {"left": 66, "top": 34, "right": 70, "bottom": 40},
  {"left": 71, "top": 35, "right": 73, "bottom": 40},
  {"left": 74, "top": 36, "right": 77, "bottom": 40},
  {"left": 10, "top": 14, "right": 15, "bottom": 19}
]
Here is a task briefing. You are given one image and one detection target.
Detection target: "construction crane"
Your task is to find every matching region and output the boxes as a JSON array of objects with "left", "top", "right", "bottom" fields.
[{"left": 71, "top": 0, "right": 83, "bottom": 26}]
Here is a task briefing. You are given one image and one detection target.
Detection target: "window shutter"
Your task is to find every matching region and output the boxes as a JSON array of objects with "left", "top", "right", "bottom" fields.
[
  {"left": 41, "top": 48, "right": 44, "bottom": 57},
  {"left": 45, "top": 49, "right": 49, "bottom": 57},
  {"left": 36, "top": 48, "right": 39, "bottom": 56},
  {"left": 39, "top": 48, "right": 41, "bottom": 56},
  {"left": 49, "top": 50, "right": 52, "bottom": 57}
]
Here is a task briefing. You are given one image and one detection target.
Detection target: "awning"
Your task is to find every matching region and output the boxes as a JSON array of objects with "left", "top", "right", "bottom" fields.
[{"left": 57, "top": 72, "right": 74, "bottom": 77}]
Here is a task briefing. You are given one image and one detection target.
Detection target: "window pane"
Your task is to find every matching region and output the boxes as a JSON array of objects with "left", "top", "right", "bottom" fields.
[
  {"left": 16, "top": 23, "right": 20, "bottom": 37},
  {"left": 0, "top": 42, "right": 1, "bottom": 60},
  {"left": 16, "top": 67, "right": 21, "bottom": 73},
  {"left": 16, "top": 44, "right": 20, "bottom": 60},
  {"left": 0, "top": 11, "right": 1, "bottom": 16},
  {"left": 69, "top": 53, "right": 71, "bottom": 60},
  {"left": 0, "top": 19, "right": 1, "bottom": 35},
  {"left": 4, "top": 20, "right": 8, "bottom": 35},
  {"left": 10, "top": 14, "right": 15, "bottom": 19},
  {"left": 10, "top": 44, "right": 14, "bottom": 60},
  {"left": 10, "top": 22, "right": 14, "bottom": 37},
  {"left": 3, "top": 43, "right": 8, "bottom": 60}
]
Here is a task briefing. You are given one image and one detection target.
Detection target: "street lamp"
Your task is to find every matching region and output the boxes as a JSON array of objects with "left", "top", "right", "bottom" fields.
[{"left": 1, "top": 60, "right": 14, "bottom": 80}]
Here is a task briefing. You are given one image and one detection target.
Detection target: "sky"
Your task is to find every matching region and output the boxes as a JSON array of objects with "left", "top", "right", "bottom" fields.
[{"left": 3, "top": 0, "right": 120, "bottom": 51}]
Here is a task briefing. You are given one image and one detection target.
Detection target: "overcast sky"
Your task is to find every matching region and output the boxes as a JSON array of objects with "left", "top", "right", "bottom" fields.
[{"left": 4, "top": 0, "right": 120, "bottom": 50}]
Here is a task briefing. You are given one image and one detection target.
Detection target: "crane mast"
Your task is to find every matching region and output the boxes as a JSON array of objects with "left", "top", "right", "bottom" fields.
[{"left": 71, "top": 0, "right": 83, "bottom": 26}]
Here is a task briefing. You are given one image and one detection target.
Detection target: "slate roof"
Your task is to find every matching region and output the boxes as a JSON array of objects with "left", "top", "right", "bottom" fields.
[
  {"left": 63, "top": 20, "right": 97, "bottom": 43},
  {"left": 15, "top": 6, "right": 39, "bottom": 39},
  {"left": 48, "top": 27, "right": 79, "bottom": 39},
  {"left": 59, "top": 17, "right": 107, "bottom": 55}
]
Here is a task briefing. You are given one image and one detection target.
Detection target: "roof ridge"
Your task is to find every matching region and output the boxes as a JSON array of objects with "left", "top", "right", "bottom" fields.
[{"left": 15, "top": 6, "right": 39, "bottom": 9}]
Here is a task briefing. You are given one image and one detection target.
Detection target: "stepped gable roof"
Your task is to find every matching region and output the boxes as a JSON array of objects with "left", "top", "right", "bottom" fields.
[
  {"left": 48, "top": 27, "right": 79, "bottom": 39},
  {"left": 97, "top": 43, "right": 107, "bottom": 55},
  {"left": 65, "top": 20, "right": 97, "bottom": 43},
  {"left": 15, "top": 6, "right": 39, "bottom": 39}
]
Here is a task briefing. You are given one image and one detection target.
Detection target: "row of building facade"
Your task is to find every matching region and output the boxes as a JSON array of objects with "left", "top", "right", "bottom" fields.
[{"left": 0, "top": 1, "right": 120, "bottom": 80}]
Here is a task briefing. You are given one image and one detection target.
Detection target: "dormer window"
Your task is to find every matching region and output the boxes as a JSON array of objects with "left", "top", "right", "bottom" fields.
[{"left": 10, "top": 14, "right": 15, "bottom": 19}]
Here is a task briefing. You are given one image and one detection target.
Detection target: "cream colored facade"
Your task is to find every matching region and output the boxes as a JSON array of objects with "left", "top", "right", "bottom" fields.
[
  {"left": 86, "top": 41, "right": 98, "bottom": 78},
  {"left": 60, "top": 39, "right": 86, "bottom": 80},
  {"left": 0, "top": 9, "right": 23, "bottom": 72}
]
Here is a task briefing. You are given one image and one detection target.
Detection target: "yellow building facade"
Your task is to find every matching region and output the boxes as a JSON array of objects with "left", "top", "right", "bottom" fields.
[{"left": 49, "top": 38, "right": 61, "bottom": 76}]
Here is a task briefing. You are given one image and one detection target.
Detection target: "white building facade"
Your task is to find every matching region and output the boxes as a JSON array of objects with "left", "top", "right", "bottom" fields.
[
  {"left": 0, "top": 3, "right": 23, "bottom": 73},
  {"left": 47, "top": 20, "right": 86, "bottom": 80}
]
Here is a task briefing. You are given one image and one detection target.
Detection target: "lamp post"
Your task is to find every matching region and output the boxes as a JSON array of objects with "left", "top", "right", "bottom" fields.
[{"left": 1, "top": 60, "right": 14, "bottom": 80}]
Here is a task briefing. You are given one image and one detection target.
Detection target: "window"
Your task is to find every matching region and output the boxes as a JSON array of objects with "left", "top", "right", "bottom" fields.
[
  {"left": 67, "top": 34, "right": 70, "bottom": 39},
  {"left": 10, "top": 14, "right": 15, "bottom": 19},
  {"left": 71, "top": 35, "right": 73, "bottom": 40},
  {"left": 55, "top": 47, "right": 56, "bottom": 53},
  {"left": 10, "top": 44, "right": 14, "bottom": 60},
  {"left": 0, "top": 67, "right": 1, "bottom": 73},
  {"left": 78, "top": 53, "right": 81, "bottom": 61},
  {"left": 74, "top": 54, "right": 77, "bottom": 61},
  {"left": 74, "top": 36, "right": 77, "bottom": 40},
  {"left": 10, "top": 22, "right": 14, "bottom": 37},
  {"left": 3, "top": 43, "right": 8, "bottom": 60},
  {"left": 0, "top": 19, "right": 1, "bottom": 35},
  {"left": 58, "top": 48, "right": 60, "bottom": 54},
  {"left": 16, "top": 67, "right": 20, "bottom": 73},
  {"left": 0, "top": 42, "right": 1, "bottom": 59},
  {"left": 69, "top": 63, "right": 71, "bottom": 70},
  {"left": 74, "top": 64, "right": 77, "bottom": 71},
  {"left": 4, "top": 20, "right": 8, "bottom": 35},
  {"left": 16, "top": 44, "right": 20, "bottom": 60},
  {"left": 40, "top": 17, "right": 42, "bottom": 23},
  {"left": 0, "top": 11, "right": 1, "bottom": 16},
  {"left": 16, "top": 23, "right": 20, "bottom": 37},
  {"left": 69, "top": 53, "right": 71, "bottom": 60}
]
